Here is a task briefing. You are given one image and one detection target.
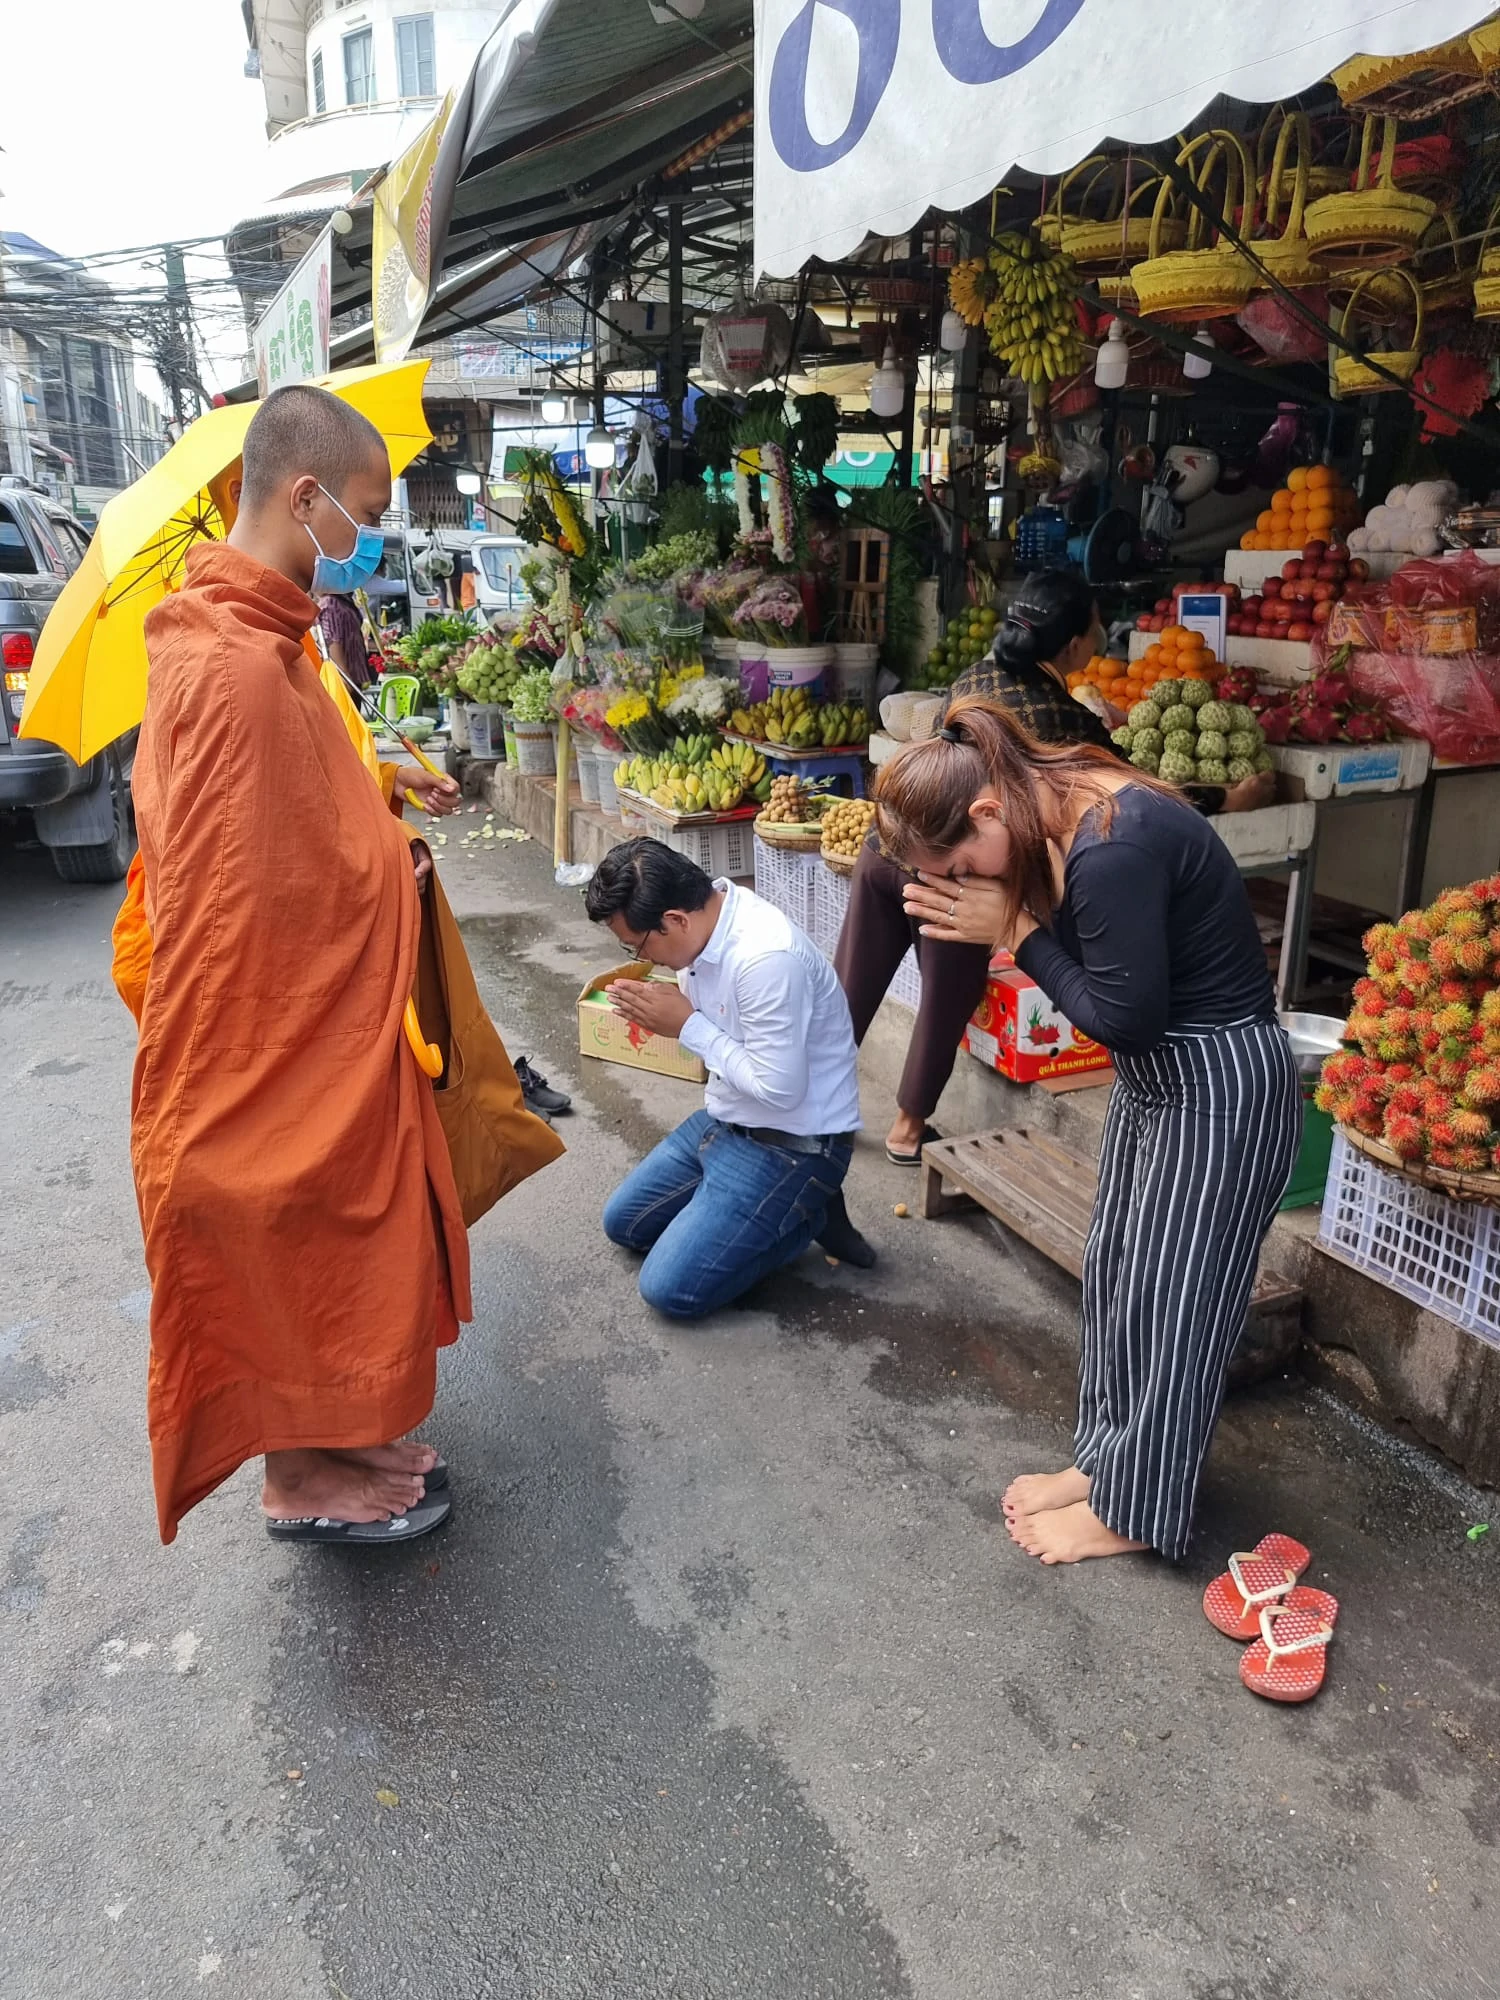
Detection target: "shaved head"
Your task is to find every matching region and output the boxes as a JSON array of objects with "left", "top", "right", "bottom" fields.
[{"left": 240, "top": 385, "right": 388, "bottom": 510}]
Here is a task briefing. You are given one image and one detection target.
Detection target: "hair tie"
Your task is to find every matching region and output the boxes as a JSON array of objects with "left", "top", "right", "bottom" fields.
[
  {"left": 1004, "top": 610, "right": 1037, "bottom": 634},
  {"left": 938, "top": 723, "right": 963, "bottom": 744}
]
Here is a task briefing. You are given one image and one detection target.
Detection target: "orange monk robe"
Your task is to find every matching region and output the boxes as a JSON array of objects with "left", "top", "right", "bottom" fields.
[{"left": 126, "top": 542, "right": 471, "bottom": 1543}]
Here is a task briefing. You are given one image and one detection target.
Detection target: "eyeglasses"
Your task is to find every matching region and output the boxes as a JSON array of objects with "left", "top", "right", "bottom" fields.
[{"left": 621, "top": 927, "right": 657, "bottom": 961}]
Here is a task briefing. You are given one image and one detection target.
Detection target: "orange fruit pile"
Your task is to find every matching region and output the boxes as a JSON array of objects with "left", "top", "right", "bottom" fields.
[
  {"left": 1239, "top": 464, "right": 1360, "bottom": 552},
  {"left": 1067, "top": 629, "right": 1221, "bottom": 707}
]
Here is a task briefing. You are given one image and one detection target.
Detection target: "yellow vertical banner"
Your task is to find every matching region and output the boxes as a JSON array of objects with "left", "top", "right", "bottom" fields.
[{"left": 371, "top": 91, "right": 456, "bottom": 364}]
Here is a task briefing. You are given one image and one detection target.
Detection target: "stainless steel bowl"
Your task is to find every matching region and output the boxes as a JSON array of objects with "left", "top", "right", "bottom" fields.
[{"left": 1279, "top": 1009, "right": 1346, "bottom": 1078}]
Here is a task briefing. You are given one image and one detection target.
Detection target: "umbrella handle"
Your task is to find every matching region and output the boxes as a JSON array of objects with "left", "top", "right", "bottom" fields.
[{"left": 403, "top": 997, "right": 443, "bottom": 1078}]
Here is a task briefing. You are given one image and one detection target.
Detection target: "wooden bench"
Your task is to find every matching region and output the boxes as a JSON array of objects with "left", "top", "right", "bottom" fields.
[{"left": 919, "top": 1128, "right": 1303, "bottom": 1383}]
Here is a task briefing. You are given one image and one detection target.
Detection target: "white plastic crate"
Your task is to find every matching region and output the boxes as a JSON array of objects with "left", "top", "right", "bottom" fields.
[
  {"left": 1269, "top": 738, "right": 1431, "bottom": 800},
  {"left": 754, "top": 838, "right": 822, "bottom": 936},
  {"left": 618, "top": 803, "right": 755, "bottom": 879},
  {"left": 1318, "top": 1130, "right": 1500, "bottom": 1348},
  {"left": 812, "top": 858, "right": 851, "bottom": 958}
]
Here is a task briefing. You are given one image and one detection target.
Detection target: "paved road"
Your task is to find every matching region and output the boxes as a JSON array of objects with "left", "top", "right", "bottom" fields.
[{"left": 3, "top": 809, "right": 1498, "bottom": 2000}]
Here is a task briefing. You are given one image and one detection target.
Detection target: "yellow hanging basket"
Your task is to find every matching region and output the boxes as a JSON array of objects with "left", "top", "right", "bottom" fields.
[
  {"left": 1473, "top": 199, "right": 1500, "bottom": 320},
  {"left": 1058, "top": 156, "right": 1184, "bottom": 269},
  {"left": 1331, "top": 36, "right": 1480, "bottom": 105},
  {"left": 1304, "top": 115, "right": 1436, "bottom": 271},
  {"left": 1250, "top": 111, "right": 1323, "bottom": 292},
  {"left": 1472, "top": 20, "right": 1500, "bottom": 73},
  {"left": 1131, "top": 131, "right": 1259, "bottom": 324},
  {"left": 1332, "top": 266, "right": 1424, "bottom": 397}
]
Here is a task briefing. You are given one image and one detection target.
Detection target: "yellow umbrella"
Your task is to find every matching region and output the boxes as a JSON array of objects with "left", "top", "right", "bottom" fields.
[{"left": 18, "top": 361, "right": 433, "bottom": 764}]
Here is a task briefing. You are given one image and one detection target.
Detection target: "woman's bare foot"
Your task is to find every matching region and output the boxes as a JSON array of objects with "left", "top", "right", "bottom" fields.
[
  {"left": 330, "top": 1441, "right": 439, "bottom": 1478},
  {"left": 886, "top": 1109, "right": 928, "bottom": 1157},
  {"left": 262, "top": 1448, "right": 425, "bottom": 1524},
  {"left": 1002, "top": 1465, "right": 1090, "bottom": 1522},
  {"left": 1012, "top": 1499, "right": 1150, "bottom": 1565}
]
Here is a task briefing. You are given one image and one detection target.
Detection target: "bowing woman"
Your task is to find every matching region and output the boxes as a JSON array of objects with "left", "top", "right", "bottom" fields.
[{"left": 872, "top": 696, "right": 1301, "bottom": 1565}]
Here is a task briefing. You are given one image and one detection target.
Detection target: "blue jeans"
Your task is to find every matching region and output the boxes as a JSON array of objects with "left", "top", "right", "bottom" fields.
[{"left": 603, "top": 1110, "right": 853, "bottom": 1320}]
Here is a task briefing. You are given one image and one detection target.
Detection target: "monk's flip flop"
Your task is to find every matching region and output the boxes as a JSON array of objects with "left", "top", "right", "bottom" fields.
[
  {"left": 1240, "top": 1598, "right": 1339, "bottom": 1703},
  {"left": 265, "top": 1490, "right": 451, "bottom": 1545},
  {"left": 1202, "top": 1533, "right": 1311, "bottom": 1640}
]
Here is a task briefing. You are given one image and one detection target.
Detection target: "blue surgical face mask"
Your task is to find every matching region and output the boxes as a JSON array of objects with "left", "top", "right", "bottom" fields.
[{"left": 305, "top": 483, "right": 384, "bottom": 594}]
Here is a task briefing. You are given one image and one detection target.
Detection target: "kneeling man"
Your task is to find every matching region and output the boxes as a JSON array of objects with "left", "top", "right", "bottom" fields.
[{"left": 586, "top": 839, "right": 872, "bottom": 1318}]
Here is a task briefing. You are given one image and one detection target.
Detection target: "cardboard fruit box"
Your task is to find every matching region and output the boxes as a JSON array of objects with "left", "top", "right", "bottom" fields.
[
  {"left": 962, "top": 964, "right": 1113, "bottom": 1085},
  {"left": 577, "top": 962, "right": 707, "bottom": 1083}
]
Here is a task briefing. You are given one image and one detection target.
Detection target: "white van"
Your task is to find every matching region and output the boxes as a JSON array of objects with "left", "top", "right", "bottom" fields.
[{"left": 472, "top": 535, "right": 528, "bottom": 618}]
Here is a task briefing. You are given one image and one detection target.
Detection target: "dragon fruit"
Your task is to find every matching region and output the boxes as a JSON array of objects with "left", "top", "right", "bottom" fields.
[{"left": 1294, "top": 706, "right": 1342, "bottom": 744}]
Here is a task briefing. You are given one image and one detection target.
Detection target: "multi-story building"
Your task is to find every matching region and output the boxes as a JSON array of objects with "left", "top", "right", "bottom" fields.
[{"left": 0, "top": 233, "right": 167, "bottom": 523}]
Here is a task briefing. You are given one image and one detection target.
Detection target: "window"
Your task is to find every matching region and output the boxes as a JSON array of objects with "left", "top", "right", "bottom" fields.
[
  {"left": 311, "top": 49, "right": 326, "bottom": 113},
  {"left": 0, "top": 505, "right": 38, "bottom": 577},
  {"left": 395, "top": 15, "right": 435, "bottom": 96},
  {"left": 47, "top": 515, "right": 91, "bottom": 572},
  {"left": 343, "top": 27, "right": 374, "bottom": 105}
]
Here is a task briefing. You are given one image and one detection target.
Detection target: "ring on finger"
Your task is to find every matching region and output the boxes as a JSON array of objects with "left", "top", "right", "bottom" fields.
[{"left": 948, "top": 899, "right": 958, "bottom": 919}]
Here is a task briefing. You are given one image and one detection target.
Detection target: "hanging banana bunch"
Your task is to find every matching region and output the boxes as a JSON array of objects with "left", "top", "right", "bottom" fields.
[{"left": 978, "top": 232, "right": 1087, "bottom": 391}]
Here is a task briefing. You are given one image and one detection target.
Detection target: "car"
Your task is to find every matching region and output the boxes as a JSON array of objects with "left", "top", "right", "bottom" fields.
[
  {"left": 0, "top": 477, "right": 137, "bottom": 883},
  {"left": 473, "top": 534, "right": 528, "bottom": 618}
]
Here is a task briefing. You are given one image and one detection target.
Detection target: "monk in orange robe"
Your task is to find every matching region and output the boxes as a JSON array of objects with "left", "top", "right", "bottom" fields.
[{"left": 128, "top": 384, "right": 470, "bottom": 1546}]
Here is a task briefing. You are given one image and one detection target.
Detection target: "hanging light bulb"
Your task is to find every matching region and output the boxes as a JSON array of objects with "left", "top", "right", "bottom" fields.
[
  {"left": 1182, "top": 328, "right": 1215, "bottom": 381},
  {"left": 540, "top": 388, "right": 569, "bottom": 425},
  {"left": 868, "top": 339, "right": 906, "bottom": 420},
  {"left": 1093, "top": 319, "right": 1130, "bottom": 391},
  {"left": 939, "top": 308, "right": 969, "bottom": 353},
  {"left": 584, "top": 424, "right": 616, "bottom": 470}
]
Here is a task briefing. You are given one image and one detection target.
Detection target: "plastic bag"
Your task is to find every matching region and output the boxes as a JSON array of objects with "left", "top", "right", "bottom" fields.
[{"left": 1348, "top": 647, "right": 1500, "bottom": 764}]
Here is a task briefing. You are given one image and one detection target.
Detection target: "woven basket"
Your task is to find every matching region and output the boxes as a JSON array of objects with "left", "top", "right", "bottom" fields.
[
  {"left": 1132, "top": 131, "right": 1258, "bottom": 324},
  {"left": 1333, "top": 266, "right": 1423, "bottom": 396},
  {"left": 1304, "top": 115, "right": 1436, "bottom": 271},
  {"left": 1059, "top": 156, "right": 1182, "bottom": 269},
  {"left": 1251, "top": 112, "right": 1322, "bottom": 292},
  {"left": 754, "top": 810, "right": 826, "bottom": 851},
  {"left": 1472, "top": 21, "right": 1500, "bottom": 74},
  {"left": 821, "top": 848, "right": 860, "bottom": 878},
  {"left": 1340, "top": 1121, "right": 1500, "bottom": 1205},
  {"left": 1331, "top": 36, "right": 1480, "bottom": 106},
  {"left": 1473, "top": 199, "right": 1500, "bottom": 320},
  {"left": 1332, "top": 266, "right": 1423, "bottom": 396}
]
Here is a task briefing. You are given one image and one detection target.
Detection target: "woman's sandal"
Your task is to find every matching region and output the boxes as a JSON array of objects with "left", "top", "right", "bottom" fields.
[
  {"left": 1239, "top": 1594, "right": 1339, "bottom": 1703},
  {"left": 1202, "top": 1533, "right": 1311, "bottom": 1640},
  {"left": 886, "top": 1125, "right": 941, "bottom": 1167}
]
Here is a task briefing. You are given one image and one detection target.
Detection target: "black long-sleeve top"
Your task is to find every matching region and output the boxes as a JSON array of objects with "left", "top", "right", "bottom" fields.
[{"left": 1013, "top": 786, "right": 1275, "bottom": 1057}]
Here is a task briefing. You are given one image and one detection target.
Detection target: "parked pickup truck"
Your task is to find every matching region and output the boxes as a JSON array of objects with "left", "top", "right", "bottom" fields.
[{"left": 0, "top": 478, "right": 137, "bottom": 882}]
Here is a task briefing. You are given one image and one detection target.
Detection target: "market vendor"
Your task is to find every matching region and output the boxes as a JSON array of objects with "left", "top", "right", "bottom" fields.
[
  {"left": 126, "top": 384, "right": 471, "bottom": 1547},
  {"left": 835, "top": 570, "right": 1273, "bottom": 1166},
  {"left": 586, "top": 839, "right": 871, "bottom": 1317},
  {"left": 874, "top": 697, "right": 1300, "bottom": 1565}
]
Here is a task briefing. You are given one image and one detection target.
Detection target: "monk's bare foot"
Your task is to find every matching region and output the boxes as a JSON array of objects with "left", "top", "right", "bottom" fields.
[
  {"left": 1012, "top": 1499, "right": 1150, "bottom": 1566},
  {"left": 1002, "top": 1465, "right": 1090, "bottom": 1522},
  {"left": 262, "top": 1448, "right": 424, "bottom": 1524},
  {"left": 331, "top": 1440, "right": 439, "bottom": 1479}
]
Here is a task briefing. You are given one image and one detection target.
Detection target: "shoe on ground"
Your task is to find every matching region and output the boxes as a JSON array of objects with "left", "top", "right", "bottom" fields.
[{"left": 516, "top": 1056, "right": 572, "bottom": 1114}]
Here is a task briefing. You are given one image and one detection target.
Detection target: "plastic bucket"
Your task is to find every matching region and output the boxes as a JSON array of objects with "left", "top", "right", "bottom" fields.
[
  {"left": 594, "top": 748, "right": 629, "bottom": 811},
  {"left": 737, "top": 641, "right": 770, "bottom": 705},
  {"left": 767, "top": 644, "right": 833, "bottom": 698},
  {"left": 826, "top": 642, "right": 879, "bottom": 712},
  {"left": 574, "top": 744, "right": 600, "bottom": 804},
  {"left": 513, "top": 720, "right": 556, "bottom": 775},
  {"left": 467, "top": 704, "right": 504, "bottom": 759},
  {"left": 447, "top": 699, "right": 472, "bottom": 752},
  {"left": 502, "top": 711, "right": 518, "bottom": 767},
  {"left": 712, "top": 637, "right": 741, "bottom": 677}
]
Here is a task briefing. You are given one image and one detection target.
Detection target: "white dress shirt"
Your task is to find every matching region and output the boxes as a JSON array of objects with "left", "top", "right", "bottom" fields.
[{"left": 676, "top": 880, "right": 862, "bottom": 1137}]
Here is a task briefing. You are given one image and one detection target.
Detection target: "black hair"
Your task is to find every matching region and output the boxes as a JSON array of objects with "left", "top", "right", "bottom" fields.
[
  {"left": 990, "top": 569, "right": 1097, "bottom": 674},
  {"left": 584, "top": 838, "right": 715, "bottom": 933},
  {"left": 240, "top": 383, "right": 387, "bottom": 510}
]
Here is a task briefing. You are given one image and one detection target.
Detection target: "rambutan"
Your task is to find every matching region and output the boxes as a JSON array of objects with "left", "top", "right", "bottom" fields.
[
  {"left": 1479, "top": 990, "right": 1500, "bottom": 1026},
  {"left": 1434, "top": 1003, "right": 1475, "bottom": 1038},
  {"left": 1389, "top": 1083, "right": 1425, "bottom": 1116},
  {"left": 1428, "top": 1145, "right": 1463, "bottom": 1169},
  {"left": 1452, "top": 1108, "right": 1493, "bottom": 1144},
  {"left": 1453, "top": 1144, "right": 1493, "bottom": 1171},
  {"left": 1419, "top": 1029, "right": 1443, "bottom": 1055},
  {"left": 1429, "top": 935, "right": 1461, "bottom": 978},
  {"left": 1313, "top": 1082, "right": 1338, "bottom": 1115},
  {"left": 1461, "top": 1063, "right": 1500, "bottom": 1108},
  {"left": 1437, "top": 978, "right": 1476, "bottom": 1005},
  {"left": 1456, "top": 937, "right": 1491, "bottom": 976},
  {"left": 1351, "top": 978, "right": 1387, "bottom": 1016},
  {"left": 1427, "top": 1118, "right": 1459, "bottom": 1152},
  {"left": 1405, "top": 959, "right": 1438, "bottom": 994},
  {"left": 1387, "top": 1062, "right": 1417, "bottom": 1084},
  {"left": 1400, "top": 909, "right": 1435, "bottom": 942},
  {"left": 1383, "top": 1110, "right": 1425, "bottom": 1159},
  {"left": 1363, "top": 920, "right": 1399, "bottom": 955},
  {"left": 1375, "top": 1036, "right": 1414, "bottom": 1064},
  {"left": 1445, "top": 909, "right": 1486, "bottom": 940},
  {"left": 1344, "top": 1013, "right": 1382, "bottom": 1051}
]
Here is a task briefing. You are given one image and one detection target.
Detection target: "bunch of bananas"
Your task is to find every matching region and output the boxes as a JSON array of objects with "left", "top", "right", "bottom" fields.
[
  {"left": 615, "top": 742, "right": 770, "bottom": 816},
  {"left": 728, "top": 686, "right": 870, "bottom": 749},
  {"left": 668, "top": 731, "right": 720, "bottom": 767},
  {"left": 947, "top": 254, "right": 1002, "bottom": 327},
  {"left": 821, "top": 797, "right": 876, "bottom": 859},
  {"left": 978, "top": 232, "right": 1086, "bottom": 390}
]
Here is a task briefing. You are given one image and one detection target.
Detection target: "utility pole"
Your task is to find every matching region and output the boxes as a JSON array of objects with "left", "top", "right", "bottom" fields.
[
  {"left": 159, "top": 246, "right": 197, "bottom": 432},
  {"left": 666, "top": 203, "right": 685, "bottom": 489}
]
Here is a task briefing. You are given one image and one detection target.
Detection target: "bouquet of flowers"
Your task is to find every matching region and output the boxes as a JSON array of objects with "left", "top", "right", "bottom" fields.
[
  {"left": 509, "top": 667, "right": 557, "bottom": 725},
  {"left": 562, "top": 685, "right": 625, "bottom": 750},
  {"left": 733, "top": 575, "right": 808, "bottom": 648},
  {"left": 689, "top": 563, "right": 764, "bottom": 637},
  {"left": 665, "top": 673, "right": 736, "bottom": 732},
  {"left": 605, "top": 691, "right": 673, "bottom": 757}
]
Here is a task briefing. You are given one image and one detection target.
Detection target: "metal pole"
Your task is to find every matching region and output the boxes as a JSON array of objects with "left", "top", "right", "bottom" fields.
[{"left": 666, "top": 202, "right": 686, "bottom": 489}]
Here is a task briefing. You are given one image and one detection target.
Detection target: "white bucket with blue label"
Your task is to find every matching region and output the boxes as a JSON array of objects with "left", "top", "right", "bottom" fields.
[{"left": 766, "top": 645, "right": 834, "bottom": 698}]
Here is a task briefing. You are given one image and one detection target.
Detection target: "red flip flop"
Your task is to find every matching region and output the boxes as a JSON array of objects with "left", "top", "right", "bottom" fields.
[
  {"left": 1240, "top": 1597, "right": 1339, "bottom": 1704},
  {"left": 1202, "top": 1534, "right": 1312, "bottom": 1640}
]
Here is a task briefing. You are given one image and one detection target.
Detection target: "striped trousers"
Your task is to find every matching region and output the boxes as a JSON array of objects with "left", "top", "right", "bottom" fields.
[{"left": 1077, "top": 1018, "right": 1302, "bottom": 1561}]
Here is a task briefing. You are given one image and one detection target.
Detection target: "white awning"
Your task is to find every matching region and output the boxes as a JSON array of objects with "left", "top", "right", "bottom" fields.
[{"left": 754, "top": 0, "right": 1499, "bottom": 277}]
